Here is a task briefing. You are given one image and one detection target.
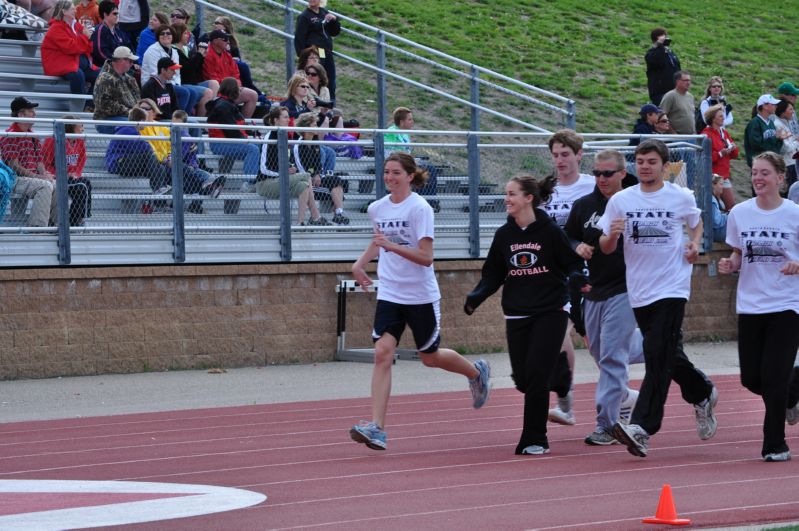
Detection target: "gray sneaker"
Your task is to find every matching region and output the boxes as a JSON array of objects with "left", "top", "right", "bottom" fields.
[
  {"left": 787, "top": 403, "right": 799, "bottom": 426},
  {"left": 584, "top": 429, "right": 618, "bottom": 446},
  {"left": 520, "top": 444, "right": 550, "bottom": 455},
  {"left": 694, "top": 386, "right": 719, "bottom": 440},
  {"left": 764, "top": 450, "right": 791, "bottom": 462},
  {"left": 612, "top": 422, "right": 649, "bottom": 457},
  {"left": 469, "top": 359, "right": 491, "bottom": 409}
]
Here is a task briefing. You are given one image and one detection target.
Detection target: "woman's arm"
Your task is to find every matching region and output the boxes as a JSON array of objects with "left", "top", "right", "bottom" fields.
[{"left": 373, "top": 234, "right": 434, "bottom": 267}]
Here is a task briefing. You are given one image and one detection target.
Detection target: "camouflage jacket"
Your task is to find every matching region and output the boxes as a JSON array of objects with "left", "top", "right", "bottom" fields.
[{"left": 92, "top": 61, "right": 141, "bottom": 120}]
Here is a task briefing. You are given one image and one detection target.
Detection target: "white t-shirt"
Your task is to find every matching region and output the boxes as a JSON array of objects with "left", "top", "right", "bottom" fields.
[
  {"left": 118, "top": 0, "right": 141, "bottom": 24},
  {"left": 725, "top": 198, "right": 799, "bottom": 314},
  {"left": 544, "top": 173, "right": 595, "bottom": 228},
  {"left": 598, "top": 182, "right": 701, "bottom": 308},
  {"left": 368, "top": 192, "right": 441, "bottom": 304}
]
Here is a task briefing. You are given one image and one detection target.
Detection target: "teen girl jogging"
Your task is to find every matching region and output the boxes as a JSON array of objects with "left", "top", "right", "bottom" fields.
[
  {"left": 718, "top": 152, "right": 799, "bottom": 462},
  {"left": 464, "top": 174, "right": 588, "bottom": 455},
  {"left": 349, "top": 152, "right": 490, "bottom": 451}
]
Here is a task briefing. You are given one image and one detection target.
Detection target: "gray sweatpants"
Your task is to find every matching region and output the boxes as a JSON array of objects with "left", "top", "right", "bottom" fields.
[
  {"left": 584, "top": 291, "right": 643, "bottom": 431},
  {"left": 14, "top": 176, "right": 55, "bottom": 227}
]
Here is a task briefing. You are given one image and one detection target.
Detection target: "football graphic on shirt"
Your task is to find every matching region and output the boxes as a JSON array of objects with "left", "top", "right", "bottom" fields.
[{"left": 510, "top": 251, "right": 537, "bottom": 268}]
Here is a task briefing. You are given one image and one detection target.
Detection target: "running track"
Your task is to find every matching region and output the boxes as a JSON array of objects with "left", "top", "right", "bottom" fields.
[{"left": 1, "top": 373, "right": 798, "bottom": 530}]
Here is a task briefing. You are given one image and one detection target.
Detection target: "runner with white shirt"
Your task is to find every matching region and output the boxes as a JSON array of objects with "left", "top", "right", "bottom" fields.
[
  {"left": 544, "top": 130, "right": 596, "bottom": 426},
  {"left": 598, "top": 139, "right": 718, "bottom": 458},
  {"left": 348, "top": 152, "right": 490, "bottom": 451},
  {"left": 718, "top": 151, "right": 799, "bottom": 462}
]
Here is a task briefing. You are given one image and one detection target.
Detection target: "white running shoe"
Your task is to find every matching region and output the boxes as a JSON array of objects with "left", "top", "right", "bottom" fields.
[
  {"left": 548, "top": 390, "right": 575, "bottom": 425},
  {"left": 612, "top": 422, "right": 649, "bottom": 457},
  {"left": 694, "top": 386, "right": 719, "bottom": 440},
  {"left": 619, "top": 389, "right": 639, "bottom": 425}
]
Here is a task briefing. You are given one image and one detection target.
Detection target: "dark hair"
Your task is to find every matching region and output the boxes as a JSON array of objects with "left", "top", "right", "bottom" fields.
[
  {"left": 385, "top": 152, "right": 429, "bottom": 189},
  {"left": 776, "top": 99, "right": 794, "bottom": 119},
  {"left": 62, "top": 115, "right": 78, "bottom": 134},
  {"left": 218, "top": 77, "right": 240, "bottom": 100},
  {"left": 754, "top": 151, "right": 786, "bottom": 175},
  {"left": 155, "top": 24, "right": 172, "bottom": 39},
  {"left": 548, "top": 128, "right": 583, "bottom": 154},
  {"left": 153, "top": 12, "right": 169, "bottom": 26},
  {"left": 392, "top": 107, "right": 412, "bottom": 126},
  {"left": 304, "top": 64, "right": 328, "bottom": 88},
  {"left": 650, "top": 28, "right": 666, "bottom": 43},
  {"left": 297, "top": 46, "right": 320, "bottom": 70},
  {"left": 263, "top": 104, "right": 288, "bottom": 126},
  {"left": 634, "top": 139, "right": 670, "bottom": 164},
  {"left": 170, "top": 22, "right": 187, "bottom": 42},
  {"left": 172, "top": 7, "right": 189, "bottom": 21},
  {"left": 509, "top": 174, "right": 557, "bottom": 207},
  {"left": 98, "top": 0, "right": 116, "bottom": 19},
  {"left": 673, "top": 70, "right": 689, "bottom": 83}
]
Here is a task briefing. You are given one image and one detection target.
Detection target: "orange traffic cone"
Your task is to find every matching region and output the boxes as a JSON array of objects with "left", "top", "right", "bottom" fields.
[{"left": 642, "top": 484, "right": 691, "bottom": 525}]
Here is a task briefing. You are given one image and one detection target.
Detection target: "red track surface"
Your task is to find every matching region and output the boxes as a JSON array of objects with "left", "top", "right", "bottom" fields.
[{"left": 2, "top": 373, "right": 799, "bottom": 530}]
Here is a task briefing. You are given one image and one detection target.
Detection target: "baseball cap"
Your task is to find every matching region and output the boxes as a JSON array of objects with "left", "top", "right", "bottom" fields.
[
  {"left": 157, "top": 57, "right": 181, "bottom": 72},
  {"left": 10, "top": 96, "right": 38, "bottom": 114},
  {"left": 112, "top": 46, "right": 138, "bottom": 61},
  {"left": 639, "top": 103, "right": 661, "bottom": 116},
  {"left": 777, "top": 82, "right": 799, "bottom": 96},
  {"left": 757, "top": 94, "right": 781, "bottom": 107},
  {"left": 208, "top": 29, "right": 229, "bottom": 41}
]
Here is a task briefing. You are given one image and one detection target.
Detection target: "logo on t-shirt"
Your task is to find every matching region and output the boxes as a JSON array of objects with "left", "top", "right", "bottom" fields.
[
  {"left": 510, "top": 251, "right": 536, "bottom": 268},
  {"left": 741, "top": 227, "right": 790, "bottom": 264},
  {"left": 375, "top": 218, "right": 411, "bottom": 247},
  {"left": 625, "top": 210, "right": 676, "bottom": 245}
]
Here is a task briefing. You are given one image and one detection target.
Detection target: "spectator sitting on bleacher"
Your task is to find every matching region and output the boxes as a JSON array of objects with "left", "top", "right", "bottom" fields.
[
  {"left": 140, "top": 57, "right": 178, "bottom": 118},
  {"left": 0, "top": 97, "right": 57, "bottom": 227},
  {"left": 42, "top": 0, "right": 98, "bottom": 98},
  {"left": 296, "top": 45, "right": 321, "bottom": 73},
  {"left": 654, "top": 111, "right": 675, "bottom": 134},
  {"left": 42, "top": 116, "right": 91, "bottom": 225},
  {"left": 205, "top": 77, "right": 260, "bottom": 180},
  {"left": 280, "top": 73, "right": 318, "bottom": 119},
  {"left": 92, "top": 46, "right": 140, "bottom": 134},
  {"left": 141, "top": 24, "right": 211, "bottom": 117},
  {"left": 172, "top": 22, "right": 218, "bottom": 103},
  {"left": 76, "top": 0, "right": 100, "bottom": 25},
  {"left": 91, "top": 1, "right": 132, "bottom": 68},
  {"left": 134, "top": 11, "right": 167, "bottom": 63},
  {"left": 204, "top": 16, "right": 265, "bottom": 102},
  {"left": 304, "top": 63, "right": 332, "bottom": 112},
  {"left": 384, "top": 106, "right": 439, "bottom": 206},
  {"left": 259, "top": 106, "right": 329, "bottom": 226},
  {"left": 169, "top": 8, "right": 195, "bottom": 54},
  {"left": 293, "top": 112, "right": 348, "bottom": 225},
  {"left": 201, "top": 29, "right": 257, "bottom": 119},
  {"left": 629, "top": 104, "right": 659, "bottom": 147},
  {"left": 105, "top": 106, "right": 171, "bottom": 195}
]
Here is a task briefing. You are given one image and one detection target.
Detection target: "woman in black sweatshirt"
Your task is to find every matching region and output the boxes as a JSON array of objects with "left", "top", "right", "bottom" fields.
[{"left": 465, "top": 174, "right": 587, "bottom": 455}]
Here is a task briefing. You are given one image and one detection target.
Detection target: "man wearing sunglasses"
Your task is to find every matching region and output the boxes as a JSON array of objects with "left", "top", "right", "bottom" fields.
[{"left": 564, "top": 150, "right": 642, "bottom": 446}]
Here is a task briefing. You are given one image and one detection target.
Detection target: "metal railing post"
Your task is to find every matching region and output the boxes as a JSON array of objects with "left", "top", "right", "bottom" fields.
[
  {"left": 376, "top": 31, "right": 387, "bottom": 129},
  {"left": 277, "top": 128, "right": 292, "bottom": 260},
  {"left": 566, "top": 100, "right": 576, "bottom": 129},
  {"left": 467, "top": 133, "right": 480, "bottom": 258},
  {"left": 53, "top": 121, "right": 70, "bottom": 265},
  {"left": 195, "top": 0, "right": 204, "bottom": 33},
  {"left": 470, "top": 65, "right": 479, "bottom": 132},
  {"left": 699, "top": 136, "right": 713, "bottom": 252},
  {"left": 170, "top": 127, "right": 186, "bottom": 263},
  {"left": 285, "top": 0, "right": 295, "bottom": 85},
  {"left": 373, "top": 132, "right": 386, "bottom": 199}
]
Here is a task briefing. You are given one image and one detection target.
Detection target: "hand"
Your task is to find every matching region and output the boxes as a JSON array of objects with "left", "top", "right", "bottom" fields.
[
  {"left": 351, "top": 267, "right": 373, "bottom": 290},
  {"left": 463, "top": 302, "right": 475, "bottom": 316},
  {"left": 83, "top": 26, "right": 93, "bottom": 37},
  {"left": 575, "top": 243, "right": 594, "bottom": 260},
  {"left": 609, "top": 218, "right": 625, "bottom": 239},
  {"left": 198, "top": 46, "right": 208, "bottom": 57},
  {"left": 781, "top": 261, "right": 799, "bottom": 275},
  {"left": 684, "top": 241, "right": 700, "bottom": 264},
  {"left": 717, "top": 257, "right": 734, "bottom": 274},
  {"left": 372, "top": 231, "right": 392, "bottom": 250},
  {"left": 324, "top": 13, "right": 336, "bottom": 22},
  {"left": 306, "top": 98, "right": 317, "bottom": 110}
]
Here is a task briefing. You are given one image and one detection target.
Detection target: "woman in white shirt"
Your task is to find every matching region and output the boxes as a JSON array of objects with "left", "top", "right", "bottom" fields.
[
  {"left": 719, "top": 151, "right": 799, "bottom": 462},
  {"left": 773, "top": 99, "right": 799, "bottom": 188}
]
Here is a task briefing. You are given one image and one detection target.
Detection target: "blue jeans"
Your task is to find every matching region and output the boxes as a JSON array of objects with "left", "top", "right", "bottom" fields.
[
  {"left": 180, "top": 84, "right": 207, "bottom": 115},
  {"left": 62, "top": 55, "right": 98, "bottom": 95},
  {"left": 320, "top": 145, "right": 336, "bottom": 175},
  {"left": 210, "top": 142, "right": 260, "bottom": 176},
  {"left": 95, "top": 115, "right": 128, "bottom": 135}
]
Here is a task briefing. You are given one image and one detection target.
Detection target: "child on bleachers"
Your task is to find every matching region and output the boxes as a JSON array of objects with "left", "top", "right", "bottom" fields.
[
  {"left": 172, "top": 110, "right": 226, "bottom": 200},
  {"left": 42, "top": 116, "right": 92, "bottom": 226}
]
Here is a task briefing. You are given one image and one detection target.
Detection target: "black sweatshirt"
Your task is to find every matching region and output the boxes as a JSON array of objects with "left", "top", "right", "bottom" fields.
[
  {"left": 466, "top": 208, "right": 583, "bottom": 317},
  {"left": 564, "top": 188, "right": 628, "bottom": 302}
]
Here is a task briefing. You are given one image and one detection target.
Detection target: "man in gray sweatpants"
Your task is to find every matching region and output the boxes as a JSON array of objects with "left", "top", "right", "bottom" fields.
[{"left": 564, "top": 149, "right": 642, "bottom": 445}]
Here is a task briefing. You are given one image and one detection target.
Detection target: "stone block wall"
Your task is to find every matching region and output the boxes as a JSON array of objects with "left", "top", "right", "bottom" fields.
[{"left": 0, "top": 250, "right": 737, "bottom": 380}]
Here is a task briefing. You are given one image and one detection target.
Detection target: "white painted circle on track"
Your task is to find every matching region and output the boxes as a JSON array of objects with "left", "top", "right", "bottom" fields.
[{"left": 0, "top": 479, "right": 266, "bottom": 530}]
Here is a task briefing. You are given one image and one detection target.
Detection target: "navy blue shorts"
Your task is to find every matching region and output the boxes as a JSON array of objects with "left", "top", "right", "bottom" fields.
[{"left": 372, "top": 299, "right": 441, "bottom": 354}]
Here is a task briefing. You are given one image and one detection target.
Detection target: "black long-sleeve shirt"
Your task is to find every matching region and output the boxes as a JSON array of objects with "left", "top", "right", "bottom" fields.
[
  {"left": 466, "top": 209, "right": 582, "bottom": 317},
  {"left": 294, "top": 7, "right": 341, "bottom": 55}
]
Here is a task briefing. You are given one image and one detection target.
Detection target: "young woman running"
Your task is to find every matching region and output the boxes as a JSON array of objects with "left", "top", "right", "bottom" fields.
[
  {"left": 349, "top": 152, "right": 490, "bottom": 451},
  {"left": 464, "top": 175, "right": 587, "bottom": 455},
  {"left": 718, "top": 151, "right": 799, "bottom": 462}
]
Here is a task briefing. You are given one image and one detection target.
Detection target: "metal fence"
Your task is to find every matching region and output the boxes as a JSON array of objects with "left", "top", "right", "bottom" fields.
[{"left": 0, "top": 118, "right": 714, "bottom": 266}]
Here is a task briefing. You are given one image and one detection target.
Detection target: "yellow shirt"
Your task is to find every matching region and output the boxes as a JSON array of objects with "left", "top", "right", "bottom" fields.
[{"left": 140, "top": 125, "right": 171, "bottom": 163}]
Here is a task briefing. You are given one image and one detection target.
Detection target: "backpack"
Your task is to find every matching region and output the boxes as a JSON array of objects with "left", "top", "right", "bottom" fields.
[{"left": 0, "top": 160, "right": 17, "bottom": 223}]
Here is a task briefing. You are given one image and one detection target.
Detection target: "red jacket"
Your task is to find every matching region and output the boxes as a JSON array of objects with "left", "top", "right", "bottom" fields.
[
  {"left": 43, "top": 137, "right": 87, "bottom": 177},
  {"left": 41, "top": 19, "right": 93, "bottom": 77},
  {"left": 202, "top": 46, "right": 241, "bottom": 84},
  {"left": 701, "top": 126, "right": 739, "bottom": 178}
]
